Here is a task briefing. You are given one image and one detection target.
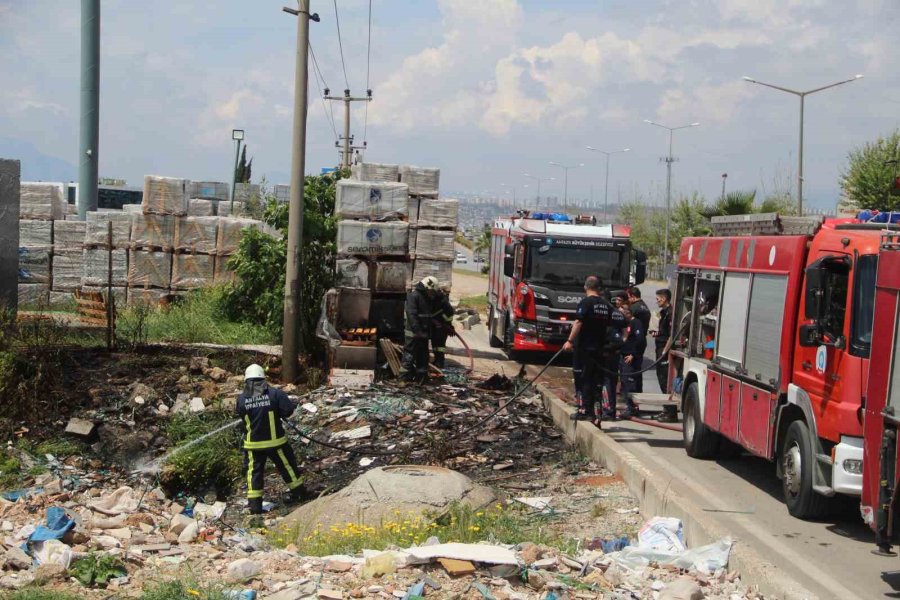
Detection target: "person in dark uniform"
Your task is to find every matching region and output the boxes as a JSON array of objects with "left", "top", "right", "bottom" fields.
[
  {"left": 562, "top": 275, "right": 615, "bottom": 428},
  {"left": 619, "top": 307, "right": 646, "bottom": 419},
  {"left": 236, "top": 364, "right": 308, "bottom": 514},
  {"left": 626, "top": 287, "right": 651, "bottom": 394},
  {"left": 429, "top": 287, "right": 455, "bottom": 369},
  {"left": 600, "top": 306, "right": 627, "bottom": 420},
  {"left": 651, "top": 289, "right": 677, "bottom": 422},
  {"left": 402, "top": 276, "right": 439, "bottom": 381}
]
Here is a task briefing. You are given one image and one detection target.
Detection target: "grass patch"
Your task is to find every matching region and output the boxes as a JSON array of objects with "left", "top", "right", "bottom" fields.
[
  {"left": 119, "top": 287, "right": 277, "bottom": 346},
  {"left": 34, "top": 438, "right": 82, "bottom": 458},
  {"left": 271, "top": 501, "right": 578, "bottom": 555},
  {"left": 453, "top": 267, "right": 488, "bottom": 279},
  {"left": 140, "top": 578, "right": 232, "bottom": 600},
  {"left": 0, "top": 450, "right": 24, "bottom": 492},
  {"left": 458, "top": 294, "right": 488, "bottom": 311},
  {"left": 158, "top": 411, "right": 244, "bottom": 498},
  {"left": 0, "top": 591, "right": 83, "bottom": 600}
]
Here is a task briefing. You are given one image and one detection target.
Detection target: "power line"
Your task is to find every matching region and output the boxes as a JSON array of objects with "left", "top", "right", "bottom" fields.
[
  {"left": 332, "top": 0, "right": 350, "bottom": 90},
  {"left": 308, "top": 42, "right": 339, "bottom": 140},
  {"left": 363, "top": 0, "right": 372, "bottom": 144}
]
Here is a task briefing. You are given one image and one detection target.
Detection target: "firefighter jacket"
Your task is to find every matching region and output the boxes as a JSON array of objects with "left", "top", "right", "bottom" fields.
[
  {"left": 405, "top": 282, "right": 432, "bottom": 336},
  {"left": 236, "top": 384, "right": 296, "bottom": 450},
  {"left": 430, "top": 291, "right": 454, "bottom": 330}
]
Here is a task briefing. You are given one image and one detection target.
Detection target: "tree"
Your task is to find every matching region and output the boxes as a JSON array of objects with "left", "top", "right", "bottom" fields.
[
  {"left": 702, "top": 190, "right": 757, "bottom": 218},
  {"left": 235, "top": 145, "right": 253, "bottom": 184},
  {"left": 840, "top": 129, "right": 900, "bottom": 211},
  {"left": 671, "top": 192, "right": 710, "bottom": 245},
  {"left": 474, "top": 225, "right": 491, "bottom": 254}
]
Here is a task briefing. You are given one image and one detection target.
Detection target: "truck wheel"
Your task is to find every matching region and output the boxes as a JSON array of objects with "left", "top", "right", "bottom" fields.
[
  {"left": 488, "top": 309, "right": 502, "bottom": 348},
  {"left": 683, "top": 382, "right": 719, "bottom": 459},
  {"left": 781, "top": 420, "right": 830, "bottom": 519}
]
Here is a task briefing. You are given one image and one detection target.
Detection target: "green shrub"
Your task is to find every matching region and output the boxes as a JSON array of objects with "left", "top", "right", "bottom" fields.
[
  {"left": 69, "top": 553, "right": 127, "bottom": 587},
  {"left": 140, "top": 579, "right": 231, "bottom": 600},
  {"left": 160, "top": 412, "right": 243, "bottom": 497}
]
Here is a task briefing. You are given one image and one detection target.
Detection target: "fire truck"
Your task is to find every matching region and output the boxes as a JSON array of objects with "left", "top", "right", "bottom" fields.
[
  {"left": 486, "top": 211, "right": 646, "bottom": 357},
  {"left": 670, "top": 213, "right": 883, "bottom": 519}
]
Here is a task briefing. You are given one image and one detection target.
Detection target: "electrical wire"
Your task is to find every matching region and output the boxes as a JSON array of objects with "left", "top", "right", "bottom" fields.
[
  {"left": 363, "top": 0, "right": 372, "bottom": 146},
  {"left": 308, "top": 42, "right": 339, "bottom": 140},
  {"left": 332, "top": 0, "right": 350, "bottom": 90}
]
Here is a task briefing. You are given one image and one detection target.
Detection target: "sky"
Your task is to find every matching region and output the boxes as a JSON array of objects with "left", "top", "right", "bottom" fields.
[{"left": 1, "top": 0, "right": 898, "bottom": 212}]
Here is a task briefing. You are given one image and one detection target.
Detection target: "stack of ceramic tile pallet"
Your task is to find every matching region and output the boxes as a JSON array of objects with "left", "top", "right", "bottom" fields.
[
  {"left": 330, "top": 163, "right": 454, "bottom": 370},
  {"left": 16, "top": 176, "right": 272, "bottom": 309}
]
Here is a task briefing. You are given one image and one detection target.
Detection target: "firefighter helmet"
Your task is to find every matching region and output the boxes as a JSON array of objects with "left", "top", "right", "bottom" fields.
[
  {"left": 421, "top": 276, "right": 439, "bottom": 291},
  {"left": 244, "top": 364, "right": 266, "bottom": 380}
]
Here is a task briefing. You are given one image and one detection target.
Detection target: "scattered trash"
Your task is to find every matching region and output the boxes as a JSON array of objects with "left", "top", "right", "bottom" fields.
[
  {"left": 638, "top": 516, "right": 686, "bottom": 553},
  {"left": 514, "top": 497, "right": 553, "bottom": 513},
  {"left": 608, "top": 537, "right": 733, "bottom": 574}
]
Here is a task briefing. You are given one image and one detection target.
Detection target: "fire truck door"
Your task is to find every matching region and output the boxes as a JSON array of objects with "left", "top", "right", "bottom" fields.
[{"left": 794, "top": 253, "right": 850, "bottom": 427}]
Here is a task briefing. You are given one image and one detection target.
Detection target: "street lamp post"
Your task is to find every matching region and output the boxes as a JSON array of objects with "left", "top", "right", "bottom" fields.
[
  {"left": 230, "top": 129, "right": 245, "bottom": 213},
  {"left": 548, "top": 162, "right": 584, "bottom": 211},
  {"left": 644, "top": 120, "right": 699, "bottom": 276},
  {"left": 742, "top": 74, "right": 863, "bottom": 216},
  {"left": 585, "top": 146, "right": 630, "bottom": 219},
  {"left": 522, "top": 173, "right": 555, "bottom": 209}
]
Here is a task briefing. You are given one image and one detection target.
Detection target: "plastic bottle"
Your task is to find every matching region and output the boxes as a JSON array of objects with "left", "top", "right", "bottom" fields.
[{"left": 223, "top": 591, "right": 257, "bottom": 600}]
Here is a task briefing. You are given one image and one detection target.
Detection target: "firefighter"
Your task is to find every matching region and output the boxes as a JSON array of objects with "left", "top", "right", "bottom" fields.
[
  {"left": 626, "top": 287, "right": 651, "bottom": 394},
  {"left": 562, "top": 275, "right": 616, "bottom": 428},
  {"left": 429, "top": 286, "right": 455, "bottom": 369},
  {"left": 236, "top": 364, "right": 307, "bottom": 514},
  {"left": 651, "top": 289, "right": 677, "bottom": 422},
  {"left": 402, "top": 276, "right": 439, "bottom": 381},
  {"left": 618, "top": 306, "right": 646, "bottom": 419}
]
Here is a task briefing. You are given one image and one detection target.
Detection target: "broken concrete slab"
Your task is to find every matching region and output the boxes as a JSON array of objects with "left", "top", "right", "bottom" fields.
[
  {"left": 64, "top": 418, "right": 96, "bottom": 439},
  {"left": 188, "top": 397, "right": 206, "bottom": 413},
  {"left": 405, "top": 542, "right": 518, "bottom": 566},
  {"left": 282, "top": 466, "right": 495, "bottom": 539},
  {"left": 437, "top": 557, "right": 476, "bottom": 576}
]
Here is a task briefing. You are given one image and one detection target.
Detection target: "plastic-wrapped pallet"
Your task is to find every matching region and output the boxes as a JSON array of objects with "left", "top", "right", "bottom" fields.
[
  {"left": 216, "top": 217, "right": 265, "bottom": 256},
  {"left": 399, "top": 165, "right": 440, "bottom": 197},
  {"left": 82, "top": 248, "right": 128, "bottom": 287},
  {"left": 81, "top": 286, "right": 127, "bottom": 308},
  {"left": 416, "top": 199, "right": 458, "bottom": 229},
  {"left": 19, "top": 220, "right": 53, "bottom": 247},
  {"left": 217, "top": 201, "right": 244, "bottom": 217},
  {"left": 122, "top": 203, "right": 143, "bottom": 215},
  {"left": 335, "top": 180, "right": 409, "bottom": 220},
  {"left": 131, "top": 214, "right": 175, "bottom": 250},
  {"left": 337, "top": 221, "right": 409, "bottom": 257},
  {"left": 188, "top": 181, "right": 229, "bottom": 201},
  {"left": 18, "top": 247, "right": 51, "bottom": 283},
  {"left": 53, "top": 221, "right": 86, "bottom": 250},
  {"left": 233, "top": 183, "right": 261, "bottom": 203},
  {"left": 175, "top": 216, "right": 218, "bottom": 254},
  {"left": 142, "top": 175, "right": 188, "bottom": 215},
  {"left": 353, "top": 162, "right": 400, "bottom": 183},
  {"left": 187, "top": 198, "right": 215, "bottom": 217},
  {"left": 20, "top": 182, "right": 66, "bottom": 220},
  {"left": 414, "top": 229, "right": 455, "bottom": 260},
  {"left": 214, "top": 254, "right": 237, "bottom": 284},
  {"left": 128, "top": 250, "right": 172, "bottom": 289},
  {"left": 52, "top": 249, "right": 84, "bottom": 292},
  {"left": 374, "top": 261, "right": 412, "bottom": 292},
  {"left": 408, "top": 228, "right": 417, "bottom": 256},
  {"left": 171, "top": 254, "right": 215, "bottom": 290},
  {"left": 49, "top": 290, "right": 76, "bottom": 309},
  {"left": 128, "top": 287, "right": 168, "bottom": 306},
  {"left": 18, "top": 284, "right": 49, "bottom": 308},
  {"left": 335, "top": 259, "right": 369, "bottom": 289},
  {"left": 412, "top": 259, "right": 452, "bottom": 290},
  {"left": 85, "top": 211, "right": 132, "bottom": 247}
]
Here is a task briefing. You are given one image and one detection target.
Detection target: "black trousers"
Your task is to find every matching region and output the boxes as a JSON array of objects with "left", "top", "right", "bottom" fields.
[
  {"left": 618, "top": 355, "right": 640, "bottom": 412},
  {"left": 600, "top": 352, "right": 619, "bottom": 415},
  {"left": 431, "top": 329, "right": 449, "bottom": 368},
  {"left": 655, "top": 342, "right": 669, "bottom": 392},
  {"left": 244, "top": 444, "right": 303, "bottom": 500},
  {"left": 402, "top": 333, "right": 429, "bottom": 376},
  {"left": 575, "top": 347, "right": 602, "bottom": 418}
]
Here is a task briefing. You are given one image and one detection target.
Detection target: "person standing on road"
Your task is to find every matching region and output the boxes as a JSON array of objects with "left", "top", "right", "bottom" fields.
[
  {"left": 402, "top": 276, "right": 439, "bottom": 382},
  {"left": 618, "top": 307, "right": 646, "bottom": 419},
  {"left": 626, "top": 287, "right": 651, "bottom": 394},
  {"left": 237, "top": 364, "right": 308, "bottom": 515},
  {"left": 600, "top": 301, "right": 627, "bottom": 420},
  {"left": 429, "top": 286, "right": 455, "bottom": 369},
  {"left": 651, "top": 289, "right": 677, "bottom": 422},
  {"left": 562, "top": 276, "right": 616, "bottom": 428}
]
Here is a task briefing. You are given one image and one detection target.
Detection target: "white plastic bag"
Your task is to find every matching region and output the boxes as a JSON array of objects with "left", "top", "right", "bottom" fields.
[
  {"left": 638, "top": 516, "right": 685, "bottom": 552},
  {"left": 608, "top": 537, "right": 732, "bottom": 575}
]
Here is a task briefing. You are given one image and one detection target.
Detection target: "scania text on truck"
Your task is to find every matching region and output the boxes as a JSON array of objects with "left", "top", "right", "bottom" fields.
[
  {"left": 486, "top": 212, "right": 646, "bottom": 357},
  {"left": 669, "top": 213, "right": 883, "bottom": 519}
]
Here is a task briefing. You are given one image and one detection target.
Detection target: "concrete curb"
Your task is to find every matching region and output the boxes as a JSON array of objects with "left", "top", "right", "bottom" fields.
[{"left": 536, "top": 383, "right": 819, "bottom": 600}]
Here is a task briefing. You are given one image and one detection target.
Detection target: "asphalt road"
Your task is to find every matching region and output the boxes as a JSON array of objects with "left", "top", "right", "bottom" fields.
[
  {"left": 447, "top": 278, "right": 899, "bottom": 600},
  {"left": 453, "top": 242, "right": 483, "bottom": 272}
]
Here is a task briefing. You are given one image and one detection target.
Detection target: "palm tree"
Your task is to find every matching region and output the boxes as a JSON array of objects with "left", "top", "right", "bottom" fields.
[
  {"left": 474, "top": 225, "right": 491, "bottom": 254},
  {"left": 702, "top": 190, "right": 757, "bottom": 218}
]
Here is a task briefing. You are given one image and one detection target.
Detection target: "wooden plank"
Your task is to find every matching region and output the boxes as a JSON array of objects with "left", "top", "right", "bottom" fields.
[
  {"left": 378, "top": 338, "right": 402, "bottom": 377},
  {"left": 77, "top": 308, "right": 108, "bottom": 319}
]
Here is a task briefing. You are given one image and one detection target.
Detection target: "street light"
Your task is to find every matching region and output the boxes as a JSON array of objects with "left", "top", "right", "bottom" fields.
[
  {"left": 522, "top": 173, "right": 556, "bottom": 209},
  {"left": 548, "top": 162, "right": 584, "bottom": 210},
  {"left": 742, "top": 74, "right": 863, "bottom": 216},
  {"left": 230, "top": 129, "right": 245, "bottom": 213},
  {"left": 585, "top": 146, "right": 630, "bottom": 218},
  {"left": 500, "top": 182, "right": 527, "bottom": 208},
  {"left": 644, "top": 120, "right": 699, "bottom": 276}
]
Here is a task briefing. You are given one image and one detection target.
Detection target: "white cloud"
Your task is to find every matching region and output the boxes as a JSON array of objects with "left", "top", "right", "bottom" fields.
[{"left": 656, "top": 81, "right": 753, "bottom": 124}]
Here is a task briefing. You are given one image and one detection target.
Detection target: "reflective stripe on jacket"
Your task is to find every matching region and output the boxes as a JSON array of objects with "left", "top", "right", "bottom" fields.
[{"left": 236, "top": 387, "right": 295, "bottom": 450}]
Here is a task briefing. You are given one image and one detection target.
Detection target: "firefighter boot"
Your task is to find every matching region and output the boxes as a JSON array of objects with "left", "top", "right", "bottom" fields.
[{"left": 247, "top": 498, "right": 263, "bottom": 515}]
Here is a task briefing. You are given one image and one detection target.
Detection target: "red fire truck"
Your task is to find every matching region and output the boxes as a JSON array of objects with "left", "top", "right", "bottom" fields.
[
  {"left": 670, "top": 213, "right": 882, "bottom": 519},
  {"left": 861, "top": 231, "right": 900, "bottom": 553},
  {"left": 486, "top": 212, "right": 646, "bottom": 357}
]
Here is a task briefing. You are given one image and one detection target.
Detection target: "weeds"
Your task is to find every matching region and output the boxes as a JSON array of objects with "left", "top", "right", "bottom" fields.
[
  {"left": 140, "top": 578, "right": 231, "bottom": 600},
  {"left": 0, "top": 450, "right": 23, "bottom": 491},
  {"left": 159, "top": 411, "right": 243, "bottom": 498},
  {"left": 0, "top": 591, "right": 83, "bottom": 600},
  {"left": 69, "top": 553, "right": 127, "bottom": 587},
  {"left": 117, "top": 301, "right": 150, "bottom": 349},
  {"left": 271, "top": 501, "right": 578, "bottom": 556}
]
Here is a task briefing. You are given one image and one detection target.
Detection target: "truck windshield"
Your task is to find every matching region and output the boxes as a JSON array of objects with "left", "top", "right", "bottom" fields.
[
  {"left": 526, "top": 246, "right": 627, "bottom": 288},
  {"left": 851, "top": 254, "right": 877, "bottom": 356}
]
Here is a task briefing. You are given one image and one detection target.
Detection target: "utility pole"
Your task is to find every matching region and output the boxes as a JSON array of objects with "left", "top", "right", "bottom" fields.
[
  {"left": 282, "top": 1, "right": 317, "bottom": 383},
  {"left": 549, "top": 162, "right": 584, "bottom": 212},
  {"left": 325, "top": 89, "right": 372, "bottom": 168},
  {"left": 721, "top": 173, "right": 727, "bottom": 200},
  {"left": 523, "top": 174, "right": 555, "bottom": 210},
  {"left": 586, "top": 147, "right": 629, "bottom": 220},
  {"left": 78, "top": 0, "right": 100, "bottom": 219}
]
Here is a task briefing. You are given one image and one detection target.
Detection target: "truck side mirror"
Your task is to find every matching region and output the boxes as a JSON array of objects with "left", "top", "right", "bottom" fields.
[
  {"left": 634, "top": 250, "right": 647, "bottom": 285},
  {"left": 503, "top": 244, "right": 515, "bottom": 277},
  {"left": 804, "top": 265, "right": 825, "bottom": 321}
]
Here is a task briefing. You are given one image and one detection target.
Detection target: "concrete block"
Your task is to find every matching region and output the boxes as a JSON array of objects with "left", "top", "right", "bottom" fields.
[
  {"left": 0, "top": 159, "right": 20, "bottom": 312},
  {"left": 65, "top": 418, "right": 96, "bottom": 439}
]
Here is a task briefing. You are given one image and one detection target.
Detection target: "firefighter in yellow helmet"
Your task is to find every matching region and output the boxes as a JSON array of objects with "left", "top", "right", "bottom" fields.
[{"left": 401, "top": 276, "right": 439, "bottom": 382}]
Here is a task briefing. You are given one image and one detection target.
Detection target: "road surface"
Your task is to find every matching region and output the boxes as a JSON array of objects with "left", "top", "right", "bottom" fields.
[
  {"left": 446, "top": 277, "right": 899, "bottom": 600},
  {"left": 453, "top": 242, "right": 483, "bottom": 273}
]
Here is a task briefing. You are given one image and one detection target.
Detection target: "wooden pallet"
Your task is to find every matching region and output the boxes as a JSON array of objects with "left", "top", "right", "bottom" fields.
[
  {"left": 379, "top": 338, "right": 402, "bottom": 377},
  {"left": 73, "top": 289, "right": 113, "bottom": 327}
]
